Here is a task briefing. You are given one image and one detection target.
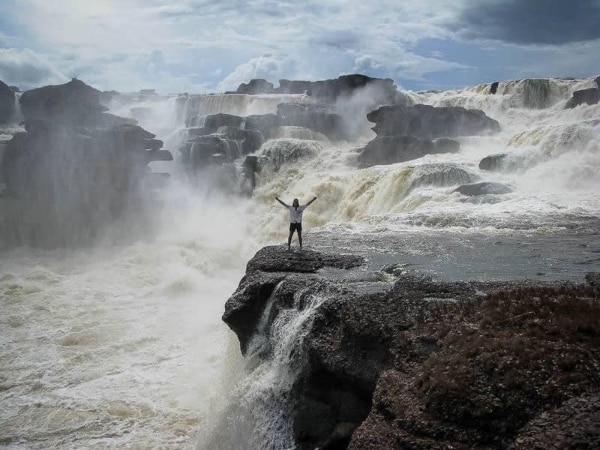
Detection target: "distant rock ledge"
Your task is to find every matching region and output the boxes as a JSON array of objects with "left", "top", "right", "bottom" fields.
[{"left": 223, "top": 246, "right": 600, "bottom": 450}]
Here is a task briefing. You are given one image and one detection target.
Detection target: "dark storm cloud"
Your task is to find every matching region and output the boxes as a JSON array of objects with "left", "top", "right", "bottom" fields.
[{"left": 455, "top": 0, "right": 600, "bottom": 45}]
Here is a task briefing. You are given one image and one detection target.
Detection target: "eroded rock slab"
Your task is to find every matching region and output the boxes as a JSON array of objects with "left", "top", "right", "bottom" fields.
[{"left": 223, "top": 246, "right": 600, "bottom": 450}]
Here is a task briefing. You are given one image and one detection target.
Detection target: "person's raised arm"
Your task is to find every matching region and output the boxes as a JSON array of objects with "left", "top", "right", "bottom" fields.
[
  {"left": 305, "top": 196, "right": 317, "bottom": 207},
  {"left": 275, "top": 197, "right": 289, "bottom": 207}
]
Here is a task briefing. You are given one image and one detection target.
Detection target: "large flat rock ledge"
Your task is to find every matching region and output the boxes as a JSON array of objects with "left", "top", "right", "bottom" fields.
[{"left": 222, "top": 246, "right": 600, "bottom": 450}]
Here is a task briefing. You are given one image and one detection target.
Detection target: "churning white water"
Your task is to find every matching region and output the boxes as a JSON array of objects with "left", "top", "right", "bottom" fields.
[{"left": 1, "top": 77, "right": 600, "bottom": 448}]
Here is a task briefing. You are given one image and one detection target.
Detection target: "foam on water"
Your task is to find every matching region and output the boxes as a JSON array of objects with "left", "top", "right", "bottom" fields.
[
  {"left": 2, "top": 76, "right": 599, "bottom": 449},
  {"left": 0, "top": 183, "right": 258, "bottom": 448}
]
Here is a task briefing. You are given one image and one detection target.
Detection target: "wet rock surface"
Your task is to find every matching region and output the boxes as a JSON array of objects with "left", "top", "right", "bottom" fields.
[
  {"left": 454, "top": 181, "right": 513, "bottom": 196},
  {"left": 233, "top": 74, "right": 403, "bottom": 104},
  {"left": 565, "top": 88, "right": 600, "bottom": 108},
  {"left": 356, "top": 103, "right": 499, "bottom": 167},
  {"left": 0, "top": 79, "right": 16, "bottom": 124},
  {"left": 367, "top": 104, "right": 500, "bottom": 139},
  {"left": 1, "top": 79, "right": 172, "bottom": 247},
  {"left": 223, "top": 247, "right": 600, "bottom": 450},
  {"left": 358, "top": 135, "right": 460, "bottom": 167}
]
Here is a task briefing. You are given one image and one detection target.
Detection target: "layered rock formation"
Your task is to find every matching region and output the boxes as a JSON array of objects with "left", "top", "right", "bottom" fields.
[
  {"left": 223, "top": 246, "right": 600, "bottom": 449},
  {"left": 1, "top": 79, "right": 172, "bottom": 247},
  {"left": 565, "top": 87, "right": 600, "bottom": 108},
  {"left": 367, "top": 104, "right": 500, "bottom": 139},
  {"left": 358, "top": 104, "right": 500, "bottom": 167},
  {"left": 233, "top": 74, "right": 403, "bottom": 105},
  {"left": 0, "top": 79, "right": 16, "bottom": 124}
]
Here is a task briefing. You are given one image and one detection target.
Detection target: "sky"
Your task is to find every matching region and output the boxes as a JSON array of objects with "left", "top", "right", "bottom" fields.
[{"left": 0, "top": 0, "right": 599, "bottom": 93}]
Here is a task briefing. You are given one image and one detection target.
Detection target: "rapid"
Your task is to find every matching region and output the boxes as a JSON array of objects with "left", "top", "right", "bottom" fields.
[{"left": 1, "top": 76, "right": 599, "bottom": 448}]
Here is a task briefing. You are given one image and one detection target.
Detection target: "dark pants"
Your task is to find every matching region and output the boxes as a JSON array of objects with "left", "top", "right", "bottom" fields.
[{"left": 288, "top": 222, "right": 302, "bottom": 248}]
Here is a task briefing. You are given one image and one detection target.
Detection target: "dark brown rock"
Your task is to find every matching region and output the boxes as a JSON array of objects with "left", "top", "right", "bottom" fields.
[
  {"left": 203, "top": 113, "right": 244, "bottom": 133},
  {"left": 358, "top": 136, "right": 461, "bottom": 167},
  {"left": 2, "top": 86, "right": 171, "bottom": 248},
  {"left": 454, "top": 181, "right": 513, "bottom": 196},
  {"left": 277, "top": 103, "right": 347, "bottom": 141},
  {"left": 0, "top": 79, "right": 15, "bottom": 124},
  {"left": 19, "top": 79, "right": 111, "bottom": 127},
  {"left": 224, "top": 245, "right": 600, "bottom": 450},
  {"left": 367, "top": 104, "right": 500, "bottom": 139},
  {"left": 565, "top": 88, "right": 600, "bottom": 108},
  {"left": 480, "top": 153, "right": 509, "bottom": 171},
  {"left": 244, "top": 113, "right": 281, "bottom": 138}
]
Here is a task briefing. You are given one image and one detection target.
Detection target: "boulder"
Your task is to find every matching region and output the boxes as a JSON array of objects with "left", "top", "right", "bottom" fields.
[
  {"left": 433, "top": 137, "right": 460, "bottom": 153},
  {"left": 454, "top": 181, "right": 513, "bottom": 196},
  {"left": 408, "top": 164, "right": 476, "bottom": 192},
  {"left": 0, "top": 79, "right": 15, "bottom": 124},
  {"left": 565, "top": 88, "right": 600, "bottom": 108},
  {"left": 203, "top": 113, "right": 244, "bottom": 133},
  {"left": 277, "top": 103, "right": 347, "bottom": 141},
  {"left": 479, "top": 153, "right": 509, "bottom": 171},
  {"left": 367, "top": 104, "right": 500, "bottom": 139},
  {"left": 490, "top": 81, "right": 499, "bottom": 94},
  {"left": 358, "top": 135, "right": 460, "bottom": 167}
]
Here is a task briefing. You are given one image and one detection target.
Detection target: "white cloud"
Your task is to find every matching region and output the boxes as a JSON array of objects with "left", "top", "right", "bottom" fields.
[
  {"left": 1, "top": 0, "right": 598, "bottom": 93},
  {"left": 353, "top": 55, "right": 382, "bottom": 73},
  {"left": 216, "top": 54, "right": 289, "bottom": 92},
  {"left": 0, "top": 48, "right": 67, "bottom": 89}
]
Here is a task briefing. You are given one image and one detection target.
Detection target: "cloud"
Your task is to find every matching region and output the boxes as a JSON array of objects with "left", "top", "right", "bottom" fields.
[
  {"left": 1, "top": 0, "right": 598, "bottom": 94},
  {"left": 0, "top": 48, "right": 67, "bottom": 89},
  {"left": 216, "top": 54, "right": 291, "bottom": 92},
  {"left": 454, "top": 0, "right": 600, "bottom": 46},
  {"left": 353, "top": 55, "right": 382, "bottom": 73}
]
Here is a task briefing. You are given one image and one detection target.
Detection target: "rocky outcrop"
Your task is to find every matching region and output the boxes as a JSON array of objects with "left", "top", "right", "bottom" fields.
[
  {"left": 277, "top": 103, "right": 348, "bottom": 141},
  {"left": 234, "top": 79, "right": 275, "bottom": 94},
  {"left": 1, "top": 79, "right": 172, "bottom": 247},
  {"left": 358, "top": 135, "right": 460, "bottom": 167},
  {"left": 0, "top": 79, "right": 16, "bottom": 124},
  {"left": 454, "top": 181, "right": 513, "bottom": 196},
  {"left": 234, "top": 74, "right": 402, "bottom": 105},
  {"left": 565, "top": 88, "right": 600, "bottom": 108},
  {"left": 367, "top": 104, "right": 500, "bottom": 139},
  {"left": 223, "top": 248, "right": 600, "bottom": 450},
  {"left": 19, "top": 78, "right": 134, "bottom": 128},
  {"left": 480, "top": 153, "right": 509, "bottom": 171},
  {"left": 490, "top": 81, "right": 499, "bottom": 94},
  {"left": 203, "top": 113, "right": 244, "bottom": 133},
  {"left": 223, "top": 246, "right": 364, "bottom": 353},
  {"left": 356, "top": 104, "right": 498, "bottom": 167},
  {"left": 244, "top": 113, "right": 281, "bottom": 138}
]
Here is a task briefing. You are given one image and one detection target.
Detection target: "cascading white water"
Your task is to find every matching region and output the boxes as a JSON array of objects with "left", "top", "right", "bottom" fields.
[{"left": 1, "top": 76, "right": 599, "bottom": 449}]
